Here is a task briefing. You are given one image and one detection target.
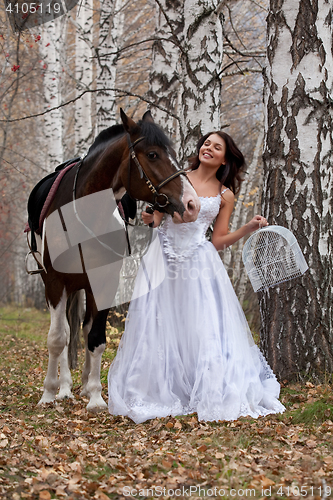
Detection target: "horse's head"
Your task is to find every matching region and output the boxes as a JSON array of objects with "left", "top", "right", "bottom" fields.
[{"left": 119, "top": 109, "right": 200, "bottom": 223}]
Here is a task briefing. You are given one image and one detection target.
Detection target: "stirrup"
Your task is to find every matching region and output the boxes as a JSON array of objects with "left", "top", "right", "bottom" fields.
[{"left": 25, "top": 251, "right": 43, "bottom": 275}]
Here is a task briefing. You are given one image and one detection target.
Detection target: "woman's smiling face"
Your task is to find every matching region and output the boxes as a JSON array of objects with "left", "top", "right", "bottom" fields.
[{"left": 199, "top": 133, "right": 227, "bottom": 170}]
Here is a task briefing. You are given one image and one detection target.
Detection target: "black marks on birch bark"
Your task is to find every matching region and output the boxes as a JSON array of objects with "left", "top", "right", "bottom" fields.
[
  {"left": 186, "top": 5, "right": 215, "bottom": 41},
  {"left": 266, "top": 5, "right": 285, "bottom": 67},
  {"left": 291, "top": 0, "right": 319, "bottom": 67}
]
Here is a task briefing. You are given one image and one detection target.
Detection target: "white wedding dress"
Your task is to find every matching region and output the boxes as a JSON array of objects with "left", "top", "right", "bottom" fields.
[{"left": 108, "top": 194, "right": 285, "bottom": 423}]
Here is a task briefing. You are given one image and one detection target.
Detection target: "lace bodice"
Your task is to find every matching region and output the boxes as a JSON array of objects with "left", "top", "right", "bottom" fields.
[{"left": 158, "top": 194, "right": 221, "bottom": 262}]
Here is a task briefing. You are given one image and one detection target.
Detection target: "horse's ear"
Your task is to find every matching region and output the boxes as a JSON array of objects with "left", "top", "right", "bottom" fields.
[
  {"left": 120, "top": 108, "right": 141, "bottom": 135},
  {"left": 142, "top": 110, "right": 154, "bottom": 123}
]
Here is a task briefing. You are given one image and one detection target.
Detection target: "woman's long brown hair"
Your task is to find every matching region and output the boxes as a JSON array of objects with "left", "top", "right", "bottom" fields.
[{"left": 188, "top": 131, "right": 246, "bottom": 195}]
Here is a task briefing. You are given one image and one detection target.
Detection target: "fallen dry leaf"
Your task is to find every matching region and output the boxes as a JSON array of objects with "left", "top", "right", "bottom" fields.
[
  {"left": 253, "top": 474, "right": 275, "bottom": 487},
  {"left": 39, "top": 491, "right": 51, "bottom": 500},
  {"left": 306, "top": 439, "right": 317, "bottom": 448},
  {"left": 94, "top": 490, "right": 110, "bottom": 500},
  {"left": 162, "top": 459, "right": 173, "bottom": 468}
]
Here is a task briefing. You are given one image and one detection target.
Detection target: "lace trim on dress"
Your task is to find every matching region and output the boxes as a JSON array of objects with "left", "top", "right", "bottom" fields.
[
  {"left": 109, "top": 396, "right": 284, "bottom": 423},
  {"left": 158, "top": 195, "right": 222, "bottom": 264},
  {"left": 255, "top": 346, "right": 278, "bottom": 381},
  {"left": 159, "top": 231, "right": 207, "bottom": 263}
]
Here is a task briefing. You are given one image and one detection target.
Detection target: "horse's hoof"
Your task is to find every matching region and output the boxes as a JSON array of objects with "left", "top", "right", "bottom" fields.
[
  {"left": 80, "top": 387, "right": 90, "bottom": 398},
  {"left": 56, "top": 390, "right": 74, "bottom": 400},
  {"left": 38, "top": 393, "right": 56, "bottom": 405},
  {"left": 86, "top": 398, "right": 107, "bottom": 413}
]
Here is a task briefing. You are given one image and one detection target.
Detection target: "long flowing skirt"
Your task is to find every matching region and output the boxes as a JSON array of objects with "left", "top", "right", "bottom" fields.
[{"left": 108, "top": 234, "right": 285, "bottom": 424}]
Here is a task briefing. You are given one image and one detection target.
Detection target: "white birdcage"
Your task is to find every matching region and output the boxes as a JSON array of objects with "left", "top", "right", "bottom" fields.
[{"left": 242, "top": 225, "right": 308, "bottom": 292}]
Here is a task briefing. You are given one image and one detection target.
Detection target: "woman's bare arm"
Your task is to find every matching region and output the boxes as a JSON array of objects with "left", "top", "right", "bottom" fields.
[{"left": 212, "top": 190, "right": 268, "bottom": 251}]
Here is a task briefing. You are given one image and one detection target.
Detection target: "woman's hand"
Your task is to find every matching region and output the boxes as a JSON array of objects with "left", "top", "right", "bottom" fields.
[
  {"left": 246, "top": 215, "right": 269, "bottom": 233},
  {"left": 141, "top": 209, "right": 154, "bottom": 226}
]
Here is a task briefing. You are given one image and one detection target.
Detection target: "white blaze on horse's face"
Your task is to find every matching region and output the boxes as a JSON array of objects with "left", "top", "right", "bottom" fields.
[
  {"left": 180, "top": 178, "right": 200, "bottom": 222},
  {"left": 167, "top": 151, "right": 200, "bottom": 224}
]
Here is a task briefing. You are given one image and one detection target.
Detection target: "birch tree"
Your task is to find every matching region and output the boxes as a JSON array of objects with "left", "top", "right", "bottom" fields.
[
  {"left": 260, "top": 0, "right": 333, "bottom": 380},
  {"left": 148, "top": 0, "right": 183, "bottom": 150},
  {"left": 41, "top": 18, "right": 65, "bottom": 169},
  {"left": 148, "top": 0, "right": 223, "bottom": 161},
  {"left": 74, "top": 0, "right": 93, "bottom": 156},
  {"left": 179, "top": 0, "right": 223, "bottom": 160},
  {"left": 96, "top": 0, "right": 125, "bottom": 133}
]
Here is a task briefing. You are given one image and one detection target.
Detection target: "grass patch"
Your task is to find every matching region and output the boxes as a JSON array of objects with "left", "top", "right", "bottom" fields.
[
  {"left": 291, "top": 396, "right": 333, "bottom": 425},
  {"left": 0, "top": 305, "right": 49, "bottom": 344}
]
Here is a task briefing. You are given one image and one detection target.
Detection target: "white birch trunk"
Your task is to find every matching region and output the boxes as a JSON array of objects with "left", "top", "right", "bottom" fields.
[
  {"left": 41, "top": 18, "right": 64, "bottom": 169},
  {"left": 179, "top": 0, "right": 223, "bottom": 161},
  {"left": 148, "top": 0, "right": 183, "bottom": 153},
  {"left": 260, "top": 0, "right": 333, "bottom": 380},
  {"left": 75, "top": 0, "right": 93, "bottom": 156},
  {"left": 222, "top": 127, "right": 264, "bottom": 303},
  {"left": 96, "top": 0, "right": 125, "bottom": 134}
]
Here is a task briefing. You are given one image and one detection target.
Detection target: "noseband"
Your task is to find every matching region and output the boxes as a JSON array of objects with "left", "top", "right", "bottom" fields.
[{"left": 127, "top": 135, "right": 187, "bottom": 211}]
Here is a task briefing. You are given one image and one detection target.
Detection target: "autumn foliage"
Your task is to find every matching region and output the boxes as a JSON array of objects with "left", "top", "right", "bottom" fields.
[{"left": 0, "top": 307, "right": 333, "bottom": 499}]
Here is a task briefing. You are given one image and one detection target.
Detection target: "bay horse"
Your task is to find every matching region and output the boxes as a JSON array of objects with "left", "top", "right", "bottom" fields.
[{"left": 27, "top": 109, "right": 200, "bottom": 411}]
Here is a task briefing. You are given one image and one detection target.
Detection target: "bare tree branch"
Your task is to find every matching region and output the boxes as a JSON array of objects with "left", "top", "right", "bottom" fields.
[
  {"left": 222, "top": 67, "right": 262, "bottom": 77},
  {"left": 0, "top": 87, "right": 180, "bottom": 123}
]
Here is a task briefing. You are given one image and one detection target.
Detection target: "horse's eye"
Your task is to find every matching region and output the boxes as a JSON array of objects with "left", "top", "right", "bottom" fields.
[{"left": 147, "top": 151, "right": 158, "bottom": 160}]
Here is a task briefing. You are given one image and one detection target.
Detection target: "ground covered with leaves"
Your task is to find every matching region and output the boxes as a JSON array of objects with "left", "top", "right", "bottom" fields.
[{"left": 0, "top": 307, "right": 333, "bottom": 500}]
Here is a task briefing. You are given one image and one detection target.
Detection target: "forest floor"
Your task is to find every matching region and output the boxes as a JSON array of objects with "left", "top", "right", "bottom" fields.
[{"left": 0, "top": 306, "right": 333, "bottom": 500}]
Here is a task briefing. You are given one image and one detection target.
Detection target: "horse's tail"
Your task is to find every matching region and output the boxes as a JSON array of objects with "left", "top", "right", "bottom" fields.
[{"left": 67, "top": 290, "right": 85, "bottom": 370}]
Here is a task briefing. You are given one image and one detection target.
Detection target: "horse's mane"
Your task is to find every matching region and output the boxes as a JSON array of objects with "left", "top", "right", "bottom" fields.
[
  {"left": 87, "top": 124, "right": 125, "bottom": 156},
  {"left": 138, "top": 120, "right": 172, "bottom": 149},
  {"left": 86, "top": 120, "right": 172, "bottom": 158}
]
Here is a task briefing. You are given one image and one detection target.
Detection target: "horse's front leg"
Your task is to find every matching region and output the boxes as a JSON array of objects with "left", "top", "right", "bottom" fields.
[
  {"left": 39, "top": 290, "right": 73, "bottom": 404},
  {"left": 80, "top": 316, "right": 93, "bottom": 397},
  {"left": 82, "top": 309, "right": 108, "bottom": 412}
]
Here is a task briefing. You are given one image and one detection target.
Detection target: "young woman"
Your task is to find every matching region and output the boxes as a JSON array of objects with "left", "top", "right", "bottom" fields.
[{"left": 108, "top": 131, "right": 285, "bottom": 423}]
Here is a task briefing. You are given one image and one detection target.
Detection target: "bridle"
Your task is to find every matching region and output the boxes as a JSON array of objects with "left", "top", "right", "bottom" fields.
[
  {"left": 70, "top": 133, "right": 188, "bottom": 257},
  {"left": 126, "top": 134, "right": 187, "bottom": 211}
]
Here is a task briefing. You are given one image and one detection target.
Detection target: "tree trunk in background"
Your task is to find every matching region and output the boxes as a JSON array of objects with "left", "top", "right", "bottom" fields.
[
  {"left": 148, "top": 0, "right": 183, "bottom": 155},
  {"left": 260, "top": 0, "right": 333, "bottom": 381},
  {"left": 41, "top": 18, "right": 64, "bottom": 169},
  {"left": 223, "top": 127, "right": 264, "bottom": 302},
  {"left": 178, "top": 0, "right": 223, "bottom": 160},
  {"left": 96, "top": 0, "right": 124, "bottom": 133},
  {"left": 75, "top": 0, "right": 93, "bottom": 156},
  {"left": 149, "top": 0, "right": 223, "bottom": 161}
]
